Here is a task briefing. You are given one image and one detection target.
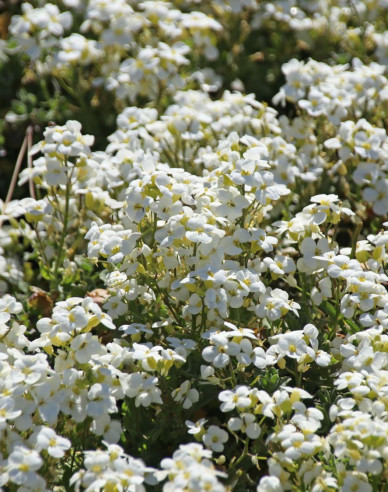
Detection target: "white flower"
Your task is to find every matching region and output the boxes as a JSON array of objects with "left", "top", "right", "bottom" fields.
[
  {"left": 57, "top": 33, "right": 102, "bottom": 66},
  {"left": 33, "top": 426, "right": 71, "bottom": 458},
  {"left": 7, "top": 446, "right": 43, "bottom": 486},
  {"left": 297, "top": 237, "right": 331, "bottom": 273},
  {"left": 275, "top": 332, "right": 315, "bottom": 361},
  {"left": 123, "top": 372, "right": 163, "bottom": 407},
  {"left": 228, "top": 413, "right": 261, "bottom": 439},
  {"left": 126, "top": 187, "right": 153, "bottom": 222},
  {"left": 202, "top": 334, "right": 240, "bottom": 368},
  {"left": 37, "top": 120, "right": 94, "bottom": 158},
  {"left": 310, "top": 471, "right": 337, "bottom": 491},
  {"left": 0, "top": 397, "right": 22, "bottom": 426},
  {"left": 86, "top": 383, "right": 117, "bottom": 418},
  {"left": 45, "top": 158, "right": 67, "bottom": 186},
  {"left": 186, "top": 418, "right": 207, "bottom": 435},
  {"left": 277, "top": 424, "right": 322, "bottom": 459},
  {"left": 71, "top": 333, "right": 102, "bottom": 364},
  {"left": 0, "top": 294, "right": 23, "bottom": 314},
  {"left": 202, "top": 425, "right": 228, "bottom": 452},
  {"left": 252, "top": 347, "right": 271, "bottom": 369},
  {"left": 255, "top": 288, "right": 299, "bottom": 321},
  {"left": 223, "top": 321, "right": 256, "bottom": 339},
  {"left": 90, "top": 415, "right": 122, "bottom": 443},
  {"left": 171, "top": 380, "right": 199, "bottom": 409},
  {"left": 341, "top": 472, "right": 372, "bottom": 492},
  {"left": 204, "top": 288, "right": 229, "bottom": 318},
  {"left": 218, "top": 386, "right": 252, "bottom": 412},
  {"left": 253, "top": 171, "right": 290, "bottom": 205},
  {"left": 257, "top": 476, "right": 283, "bottom": 492},
  {"left": 298, "top": 88, "right": 330, "bottom": 117}
]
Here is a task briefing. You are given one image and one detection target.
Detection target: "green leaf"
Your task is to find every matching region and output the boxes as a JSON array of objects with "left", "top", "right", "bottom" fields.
[
  {"left": 320, "top": 301, "right": 337, "bottom": 320},
  {"left": 343, "top": 317, "right": 360, "bottom": 334}
]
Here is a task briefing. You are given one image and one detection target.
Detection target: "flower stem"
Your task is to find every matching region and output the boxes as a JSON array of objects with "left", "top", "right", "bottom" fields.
[
  {"left": 52, "top": 163, "right": 72, "bottom": 286},
  {"left": 229, "top": 360, "right": 237, "bottom": 387}
]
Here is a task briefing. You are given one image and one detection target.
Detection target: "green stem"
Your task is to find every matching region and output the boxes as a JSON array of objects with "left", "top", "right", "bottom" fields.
[
  {"left": 199, "top": 298, "right": 207, "bottom": 338},
  {"left": 350, "top": 220, "right": 363, "bottom": 260},
  {"left": 33, "top": 225, "right": 50, "bottom": 266},
  {"left": 234, "top": 438, "right": 249, "bottom": 467},
  {"left": 52, "top": 164, "right": 72, "bottom": 284},
  {"left": 295, "top": 360, "right": 302, "bottom": 387},
  {"left": 229, "top": 360, "right": 237, "bottom": 387},
  {"left": 150, "top": 212, "right": 158, "bottom": 248},
  {"left": 151, "top": 273, "right": 182, "bottom": 326},
  {"left": 191, "top": 314, "right": 197, "bottom": 336},
  {"left": 227, "top": 437, "right": 250, "bottom": 488},
  {"left": 329, "top": 279, "right": 341, "bottom": 339}
]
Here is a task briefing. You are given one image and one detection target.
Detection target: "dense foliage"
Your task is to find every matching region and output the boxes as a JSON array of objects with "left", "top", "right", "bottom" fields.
[{"left": 1, "top": 1, "right": 388, "bottom": 491}]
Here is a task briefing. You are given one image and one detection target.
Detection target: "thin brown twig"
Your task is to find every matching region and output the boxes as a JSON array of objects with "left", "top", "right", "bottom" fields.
[
  {"left": 0, "top": 129, "right": 29, "bottom": 229},
  {"left": 26, "top": 126, "right": 35, "bottom": 199}
]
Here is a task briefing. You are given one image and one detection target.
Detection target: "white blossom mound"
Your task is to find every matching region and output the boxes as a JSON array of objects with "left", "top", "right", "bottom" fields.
[{"left": 1, "top": 0, "right": 388, "bottom": 490}]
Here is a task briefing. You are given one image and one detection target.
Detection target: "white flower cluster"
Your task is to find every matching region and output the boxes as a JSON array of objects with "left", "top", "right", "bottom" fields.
[
  {"left": 9, "top": 3, "right": 72, "bottom": 59},
  {"left": 275, "top": 58, "right": 388, "bottom": 215},
  {"left": 3, "top": 0, "right": 388, "bottom": 490},
  {"left": 8, "top": 0, "right": 223, "bottom": 103},
  {"left": 2, "top": 106, "right": 386, "bottom": 490},
  {"left": 70, "top": 442, "right": 156, "bottom": 492},
  {"left": 157, "top": 443, "right": 227, "bottom": 491}
]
